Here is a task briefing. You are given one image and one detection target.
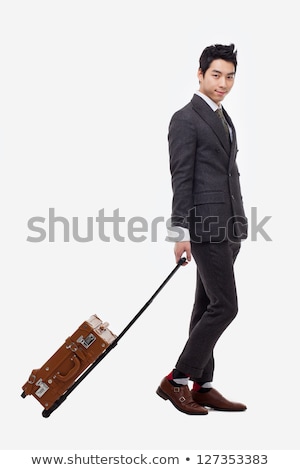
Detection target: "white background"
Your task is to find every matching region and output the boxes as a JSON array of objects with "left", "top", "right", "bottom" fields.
[{"left": 0, "top": 0, "right": 299, "bottom": 453}]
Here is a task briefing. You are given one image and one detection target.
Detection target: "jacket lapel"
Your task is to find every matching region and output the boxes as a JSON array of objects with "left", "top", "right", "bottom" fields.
[{"left": 191, "top": 94, "right": 232, "bottom": 156}]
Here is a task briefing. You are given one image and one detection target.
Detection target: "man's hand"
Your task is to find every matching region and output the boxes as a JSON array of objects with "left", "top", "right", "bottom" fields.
[{"left": 174, "top": 241, "right": 191, "bottom": 265}]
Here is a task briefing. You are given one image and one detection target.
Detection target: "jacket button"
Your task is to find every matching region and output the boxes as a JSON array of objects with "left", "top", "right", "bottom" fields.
[
  {"left": 228, "top": 172, "right": 232, "bottom": 177},
  {"left": 231, "top": 194, "right": 235, "bottom": 200}
]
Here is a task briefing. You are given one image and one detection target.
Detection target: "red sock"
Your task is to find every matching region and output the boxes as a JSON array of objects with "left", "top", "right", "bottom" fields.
[
  {"left": 166, "top": 371, "right": 174, "bottom": 381},
  {"left": 167, "top": 369, "right": 189, "bottom": 380},
  {"left": 192, "top": 381, "right": 212, "bottom": 393},
  {"left": 192, "top": 382, "right": 202, "bottom": 392},
  {"left": 166, "top": 369, "right": 189, "bottom": 385}
]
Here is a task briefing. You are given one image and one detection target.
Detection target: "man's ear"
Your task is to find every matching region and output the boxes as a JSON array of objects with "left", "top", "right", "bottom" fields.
[{"left": 197, "top": 68, "right": 203, "bottom": 84}]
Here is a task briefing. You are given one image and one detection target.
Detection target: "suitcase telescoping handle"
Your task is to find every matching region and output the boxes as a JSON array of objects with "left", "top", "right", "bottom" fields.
[{"left": 41, "top": 257, "right": 186, "bottom": 418}]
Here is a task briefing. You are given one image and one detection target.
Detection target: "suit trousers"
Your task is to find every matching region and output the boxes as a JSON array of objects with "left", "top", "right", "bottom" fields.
[{"left": 175, "top": 240, "right": 241, "bottom": 382}]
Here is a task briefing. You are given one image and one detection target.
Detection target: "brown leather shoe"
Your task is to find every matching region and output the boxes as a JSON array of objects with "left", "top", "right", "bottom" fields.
[
  {"left": 191, "top": 388, "right": 247, "bottom": 411},
  {"left": 156, "top": 377, "right": 208, "bottom": 415}
]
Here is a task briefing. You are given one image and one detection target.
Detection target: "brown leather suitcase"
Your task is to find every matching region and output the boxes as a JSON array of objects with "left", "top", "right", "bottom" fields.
[
  {"left": 21, "top": 315, "right": 116, "bottom": 411},
  {"left": 21, "top": 257, "right": 186, "bottom": 417}
]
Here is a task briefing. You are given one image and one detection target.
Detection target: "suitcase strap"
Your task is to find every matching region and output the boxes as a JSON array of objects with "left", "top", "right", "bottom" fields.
[{"left": 65, "top": 337, "right": 86, "bottom": 361}]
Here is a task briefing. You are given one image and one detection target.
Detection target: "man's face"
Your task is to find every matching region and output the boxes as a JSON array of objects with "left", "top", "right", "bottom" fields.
[{"left": 198, "top": 59, "right": 235, "bottom": 105}]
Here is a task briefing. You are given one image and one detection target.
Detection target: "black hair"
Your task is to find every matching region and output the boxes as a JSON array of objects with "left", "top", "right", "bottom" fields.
[{"left": 199, "top": 44, "right": 237, "bottom": 75}]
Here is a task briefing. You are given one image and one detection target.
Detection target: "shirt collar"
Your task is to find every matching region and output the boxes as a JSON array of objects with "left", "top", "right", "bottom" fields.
[{"left": 194, "top": 90, "right": 220, "bottom": 112}]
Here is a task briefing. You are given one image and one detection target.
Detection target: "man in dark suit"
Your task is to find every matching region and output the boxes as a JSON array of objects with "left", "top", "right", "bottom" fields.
[{"left": 157, "top": 44, "right": 248, "bottom": 415}]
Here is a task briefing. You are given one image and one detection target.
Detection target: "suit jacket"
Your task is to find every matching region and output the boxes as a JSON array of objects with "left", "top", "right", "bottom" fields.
[{"left": 168, "top": 94, "right": 248, "bottom": 242}]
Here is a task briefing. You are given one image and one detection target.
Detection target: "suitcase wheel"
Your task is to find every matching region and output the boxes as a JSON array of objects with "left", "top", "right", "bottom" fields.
[{"left": 42, "top": 409, "right": 51, "bottom": 418}]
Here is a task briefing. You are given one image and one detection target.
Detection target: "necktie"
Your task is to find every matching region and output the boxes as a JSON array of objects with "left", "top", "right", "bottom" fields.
[{"left": 215, "top": 108, "right": 230, "bottom": 142}]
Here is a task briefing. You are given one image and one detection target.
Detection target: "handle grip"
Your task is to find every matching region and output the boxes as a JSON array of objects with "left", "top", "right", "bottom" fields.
[{"left": 56, "top": 356, "right": 81, "bottom": 382}]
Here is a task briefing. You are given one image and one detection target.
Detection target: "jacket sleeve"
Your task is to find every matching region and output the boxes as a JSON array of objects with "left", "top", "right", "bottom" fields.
[{"left": 168, "top": 115, "right": 197, "bottom": 229}]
